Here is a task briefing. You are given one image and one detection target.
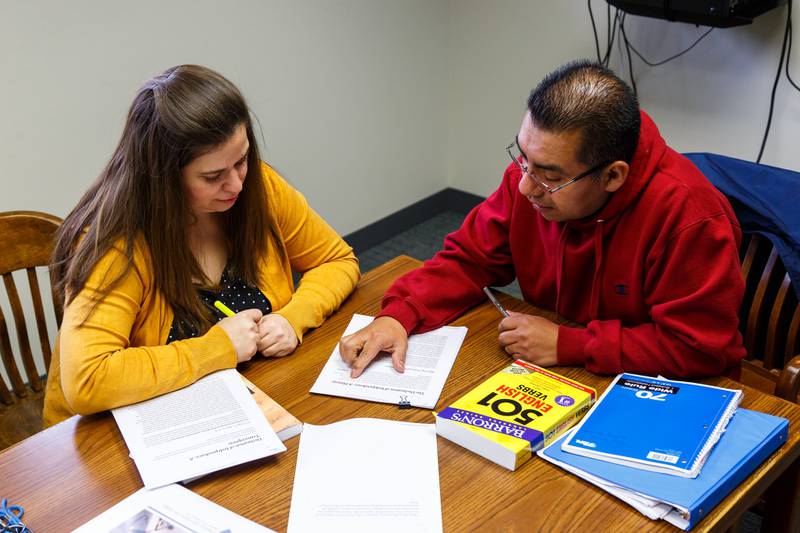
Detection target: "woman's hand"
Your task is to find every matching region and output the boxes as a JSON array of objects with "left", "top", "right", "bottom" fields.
[
  {"left": 216, "top": 309, "right": 263, "bottom": 363},
  {"left": 257, "top": 314, "right": 299, "bottom": 357}
]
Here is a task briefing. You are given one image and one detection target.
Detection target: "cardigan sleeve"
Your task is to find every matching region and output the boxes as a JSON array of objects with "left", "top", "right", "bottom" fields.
[
  {"left": 262, "top": 164, "right": 360, "bottom": 341},
  {"left": 59, "top": 242, "right": 237, "bottom": 415}
]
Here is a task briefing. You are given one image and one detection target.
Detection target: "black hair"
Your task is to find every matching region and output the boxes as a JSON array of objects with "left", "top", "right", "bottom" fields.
[{"left": 527, "top": 59, "right": 640, "bottom": 166}]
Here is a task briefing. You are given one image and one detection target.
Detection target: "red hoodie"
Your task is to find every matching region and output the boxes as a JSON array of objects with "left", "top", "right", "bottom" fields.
[{"left": 378, "top": 111, "right": 746, "bottom": 378}]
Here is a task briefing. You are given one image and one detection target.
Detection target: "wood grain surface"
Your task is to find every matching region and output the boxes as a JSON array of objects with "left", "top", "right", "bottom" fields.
[{"left": 1, "top": 256, "right": 799, "bottom": 533}]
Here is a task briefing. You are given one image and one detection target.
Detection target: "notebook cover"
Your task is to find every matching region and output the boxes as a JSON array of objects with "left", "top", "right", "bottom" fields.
[{"left": 562, "top": 373, "right": 742, "bottom": 477}]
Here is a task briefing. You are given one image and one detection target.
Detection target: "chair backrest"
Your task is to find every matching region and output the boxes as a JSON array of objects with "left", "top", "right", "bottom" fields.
[
  {"left": 739, "top": 233, "right": 800, "bottom": 400},
  {"left": 0, "top": 211, "right": 62, "bottom": 405},
  {"left": 682, "top": 152, "right": 800, "bottom": 403}
]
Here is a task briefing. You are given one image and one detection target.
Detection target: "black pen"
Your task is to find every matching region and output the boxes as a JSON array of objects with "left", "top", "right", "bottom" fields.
[{"left": 482, "top": 287, "right": 509, "bottom": 318}]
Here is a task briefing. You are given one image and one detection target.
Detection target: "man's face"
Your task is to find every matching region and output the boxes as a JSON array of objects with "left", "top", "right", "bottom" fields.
[{"left": 516, "top": 112, "right": 613, "bottom": 222}]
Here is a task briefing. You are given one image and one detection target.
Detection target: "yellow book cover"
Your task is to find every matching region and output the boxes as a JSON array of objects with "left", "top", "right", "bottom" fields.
[{"left": 435, "top": 360, "right": 595, "bottom": 470}]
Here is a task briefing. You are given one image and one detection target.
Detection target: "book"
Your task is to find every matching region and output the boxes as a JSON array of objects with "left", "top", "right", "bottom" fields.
[
  {"left": 240, "top": 373, "right": 303, "bottom": 441},
  {"left": 434, "top": 360, "right": 596, "bottom": 471},
  {"left": 112, "top": 369, "right": 286, "bottom": 489},
  {"left": 74, "top": 483, "right": 277, "bottom": 532},
  {"left": 539, "top": 408, "right": 788, "bottom": 530},
  {"left": 311, "top": 314, "right": 467, "bottom": 409},
  {"left": 561, "top": 373, "right": 742, "bottom": 478}
]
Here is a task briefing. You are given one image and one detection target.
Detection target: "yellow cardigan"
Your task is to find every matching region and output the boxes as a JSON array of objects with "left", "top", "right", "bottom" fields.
[{"left": 43, "top": 163, "right": 359, "bottom": 426}]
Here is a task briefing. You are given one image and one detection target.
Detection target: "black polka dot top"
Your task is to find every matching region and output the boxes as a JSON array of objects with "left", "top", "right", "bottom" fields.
[{"left": 166, "top": 268, "right": 272, "bottom": 343}]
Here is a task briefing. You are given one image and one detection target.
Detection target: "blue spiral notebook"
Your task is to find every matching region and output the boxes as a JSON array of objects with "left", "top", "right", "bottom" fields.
[
  {"left": 561, "top": 374, "right": 742, "bottom": 478},
  {"left": 539, "top": 408, "right": 788, "bottom": 530}
]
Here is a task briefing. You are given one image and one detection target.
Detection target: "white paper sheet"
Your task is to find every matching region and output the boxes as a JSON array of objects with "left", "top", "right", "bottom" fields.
[
  {"left": 538, "top": 451, "right": 674, "bottom": 520},
  {"left": 73, "top": 483, "right": 275, "bottom": 532},
  {"left": 287, "top": 418, "right": 443, "bottom": 533},
  {"left": 310, "top": 314, "right": 467, "bottom": 408},
  {"left": 112, "top": 369, "right": 286, "bottom": 488}
]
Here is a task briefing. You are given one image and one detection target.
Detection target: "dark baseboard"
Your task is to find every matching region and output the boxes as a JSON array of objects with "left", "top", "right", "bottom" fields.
[{"left": 344, "top": 188, "right": 484, "bottom": 255}]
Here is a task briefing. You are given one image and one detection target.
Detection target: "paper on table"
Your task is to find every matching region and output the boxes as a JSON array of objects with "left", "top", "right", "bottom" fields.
[
  {"left": 310, "top": 314, "right": 467, "bottom": 408},
  {"left": 539, "top": 437, "right": 674, "bottom": 520},
  {"left": 73, "top": 483, "right": 276, "bottom": 532},
  {"left": 287, "top": 418, "right": 443, "bottom": 533},
  {"left": 112, "top": 369, "right": 286, "bottom": 489}
]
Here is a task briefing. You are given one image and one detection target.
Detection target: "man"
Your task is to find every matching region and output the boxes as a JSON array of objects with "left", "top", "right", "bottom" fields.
[{"left": 340, "top": 60, "right": 746, "bottom": 379}]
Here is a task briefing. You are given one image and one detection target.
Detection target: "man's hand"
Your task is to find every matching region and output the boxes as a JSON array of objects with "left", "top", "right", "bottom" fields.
[
  {"left": 257, "top": 314, "right": 299, "bottom": 357},
  {"left": 497, "top": 311, "right": 559, "bottom": 366},
  {"left": 339, "top": 316, "right": 408, "bottom": 378}
]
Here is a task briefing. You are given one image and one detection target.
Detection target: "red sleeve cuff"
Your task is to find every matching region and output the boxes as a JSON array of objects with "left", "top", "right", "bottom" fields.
[
  {"left": 557, "top": 325, "right": 592, "bottom": 366},
  {"left": 377, "top": 300, "right": 420, "bottom": 335}
]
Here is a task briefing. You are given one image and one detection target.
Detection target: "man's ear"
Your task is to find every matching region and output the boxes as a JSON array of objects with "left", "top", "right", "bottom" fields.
[{"left": 603, "top": 161, "right": 629, "bottom": 193}]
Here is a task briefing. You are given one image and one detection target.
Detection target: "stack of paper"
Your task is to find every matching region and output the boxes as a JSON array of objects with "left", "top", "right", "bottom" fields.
[
  {"left": 74, "top": 483, "right": 276, "bottom": 532},
  {"left": 287, "top": 418, "right": 443, "bottom": 533},
  {"left": 112, "top": 369, "right": 286, "bottom": 488},
  {"left": 311, "top": 314, "right": 467, "bottom": 409}
]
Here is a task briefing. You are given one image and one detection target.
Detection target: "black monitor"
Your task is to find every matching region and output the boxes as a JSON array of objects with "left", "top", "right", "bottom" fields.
[{"left": 606, "top": 0, "right": 786, "bottom": 27}]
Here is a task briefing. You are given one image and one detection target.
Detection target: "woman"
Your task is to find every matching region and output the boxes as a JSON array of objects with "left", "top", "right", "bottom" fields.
[{"left": 43, "top": 65, "right": 359, "bottom": 426}]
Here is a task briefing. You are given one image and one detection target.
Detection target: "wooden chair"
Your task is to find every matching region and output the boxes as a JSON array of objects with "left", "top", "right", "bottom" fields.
[
  {"left": 0, "top": 211, "right": 62, "bottom": 449},
  {"left": 738, "top": 233, "right": 800, "bottom": 403},
  {"left": 735, "top": 232, "right": 800, "bottom": 533},
  {"left": 725, "top": 232, "right": 800, "bottom": 533}
]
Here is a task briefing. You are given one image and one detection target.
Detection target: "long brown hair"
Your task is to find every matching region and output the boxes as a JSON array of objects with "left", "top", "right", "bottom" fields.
[{"left": 52, "top": 64, "right": 285, "bottom": 334}]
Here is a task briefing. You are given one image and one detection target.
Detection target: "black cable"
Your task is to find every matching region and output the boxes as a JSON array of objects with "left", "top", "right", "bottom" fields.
[
  {"left": 588, "top": 0, "right": 602, "bottom": 63},
  {"left": 624, "top": 23, "right": 714, "bottom": 67},
  {"left": 785, "top": 0, "right": 800, "bottom": 92},
  {"left": 586, "top": 1, "right": 797, "bottom": 162},
  {"left": 620, "top": 13, "right": 638, "bottom": 96},
  {"left": 757, "top": 0, "right": 793, "bottom": 162},
  {"left": 603, "top": 9, "right": 621, "bottom": 67}
]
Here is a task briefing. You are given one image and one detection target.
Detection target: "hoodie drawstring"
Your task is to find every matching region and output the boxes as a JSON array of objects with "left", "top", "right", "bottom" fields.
[
  {"left": 589, "top": 220, "right": 605, "bottom": 320},
  {"left": 555, "top": 225, "right": 570, "bottom": 317}
]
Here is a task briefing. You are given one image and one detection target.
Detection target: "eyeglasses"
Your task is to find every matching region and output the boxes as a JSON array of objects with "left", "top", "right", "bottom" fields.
[{"left": 506, "top": 136, "right": 611, "bottom": 194}]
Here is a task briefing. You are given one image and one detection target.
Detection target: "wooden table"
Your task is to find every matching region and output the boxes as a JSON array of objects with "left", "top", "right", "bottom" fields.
[{"left": 2, "top": 256, "right": 800, "bottom": 532}]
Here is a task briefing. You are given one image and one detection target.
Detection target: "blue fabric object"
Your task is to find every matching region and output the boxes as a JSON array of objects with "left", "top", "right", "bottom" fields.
[
  {"left": 684, "top": 152, "right": 800, "bottom": 299},
  {"left": 0, "top": 498, "right": 29, "bottom": 532}
]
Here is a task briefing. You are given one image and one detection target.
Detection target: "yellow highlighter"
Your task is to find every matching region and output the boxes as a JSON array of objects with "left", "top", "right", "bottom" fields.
[{"left": 214, "top": 300, "right": 236, "bottom": 317}]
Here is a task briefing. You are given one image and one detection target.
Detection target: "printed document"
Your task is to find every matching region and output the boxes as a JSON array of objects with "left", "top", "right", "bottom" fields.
[
  {"left": 287, "top": 418, "right": 443, "bottom": 533},
  {"left": 112, "top": 369, "right": 286, "bottom": 489},
  {"left": 73, "top": 483, "right": 276, "bottom": 532},
  {"left": 310, "top": 314, "right": 467, "bottom": 408}
]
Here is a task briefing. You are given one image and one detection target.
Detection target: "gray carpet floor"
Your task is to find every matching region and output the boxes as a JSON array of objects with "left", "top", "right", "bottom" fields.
[
  {"left": 354, "top": 209, "right": 763, "bottom": 533},
  {"left": 357, "top": 210, "right": 522, "bottom": 298},
  {"left": 357, "top": 211, "right": 464, "bottom": 272}
]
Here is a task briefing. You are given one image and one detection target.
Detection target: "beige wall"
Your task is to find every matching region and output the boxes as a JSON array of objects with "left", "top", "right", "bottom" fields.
[
  {"left": 0, "top": 0, "right": 450, "bottom": 235},
  {"left": 444, "top": 1, "right": 800, "bottom": 196},
  {"left": 3, "top": 1, "right": 797, "bottom": 228}
]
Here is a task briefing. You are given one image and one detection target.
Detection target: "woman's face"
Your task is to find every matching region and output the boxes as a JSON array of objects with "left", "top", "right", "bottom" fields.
[{"left": 181, "top": 123, "right": 250, "bottom": 218}]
